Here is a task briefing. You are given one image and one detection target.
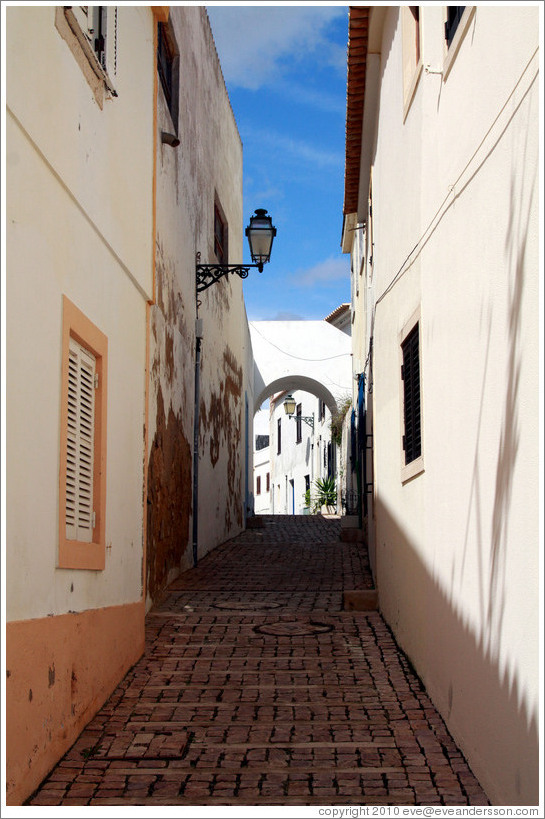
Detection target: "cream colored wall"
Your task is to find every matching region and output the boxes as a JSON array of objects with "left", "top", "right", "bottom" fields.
[
  {"left": 147, "top": 6, "right": 246, "bottom": 602},
  {"left": 6, "top": 6, "right": 153, "bottom": 621},
  {"left": 362, "top": 6, "right": 539, "bottom": 806},
  {"left": 6, "top": 6, "right": 154, "bottom": 803}
]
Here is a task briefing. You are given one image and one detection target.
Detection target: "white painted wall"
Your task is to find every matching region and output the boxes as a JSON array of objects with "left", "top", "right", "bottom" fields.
[
  {"left": 345, "top": 5, "right": 540, "bottom": 805},
  {"left": 6, "top": 6, "right": 153, "bottom": 621},
  {"left": 253, "top": 408, "right": 271, "bottom": 514},
  {"left": 269, "top": 390, "right": 335, "bottom": 515},
  {"left": 250, "top": 320, "right": 352, "bottom": 412}
]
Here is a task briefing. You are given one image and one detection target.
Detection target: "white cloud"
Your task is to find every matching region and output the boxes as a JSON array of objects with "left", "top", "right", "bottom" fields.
[
  {"left": 242, "top": 124, "right": 342, "bottom": 169},
  {"left": 296, "top": 256, "right": 350, "bottom": 287},
  {"left": 207, "top": 6, "right": 347, "bottom": 91}
]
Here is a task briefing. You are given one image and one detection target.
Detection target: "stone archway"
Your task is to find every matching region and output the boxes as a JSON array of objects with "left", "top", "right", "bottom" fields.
[
  {"left": 249, "top": 320, "right": 352, "bottom": 414},
  {"left": 254, "top": 375, "right": 338, "bottom": 416}
]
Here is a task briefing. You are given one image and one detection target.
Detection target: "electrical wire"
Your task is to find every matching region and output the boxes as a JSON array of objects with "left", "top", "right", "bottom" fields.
[
  {"left": 357, "top": 45, "right": 539, "bottom": 380},
  {"left": 250, "top": 321, "right": 352, "bottom": 362}
]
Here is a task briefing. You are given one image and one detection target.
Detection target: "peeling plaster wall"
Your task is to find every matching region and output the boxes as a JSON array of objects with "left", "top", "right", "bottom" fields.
[{"left": 147, "top": 6, "right": 247, "bottom": 607}]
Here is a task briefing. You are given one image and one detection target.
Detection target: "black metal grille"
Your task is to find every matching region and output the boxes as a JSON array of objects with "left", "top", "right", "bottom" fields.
[
  {"left": 402, "top": 324, "right": 421, "bottom": 464},
  {"left": 341, "top": 490, "right": 359, "bottom": 516},
  {"left": 157, "top": 23, "right": 175, "bottom": 118},
  {"left": 445, "top": 6, "right": 465, "bottom": 46}
]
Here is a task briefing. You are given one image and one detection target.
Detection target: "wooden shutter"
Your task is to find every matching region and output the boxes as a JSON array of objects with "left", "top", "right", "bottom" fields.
[
  {"left": 66, "top": 337, "right": 96, "bottom": 542},
  {"left": 401, "top": 324, "right": 421, "bottom": 464}
]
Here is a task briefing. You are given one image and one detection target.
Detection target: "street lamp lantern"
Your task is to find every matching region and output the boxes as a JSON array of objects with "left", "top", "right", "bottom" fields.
[
  {"left": 283, "top": 393, "right": 314, "bottom": 431},
  {"left": 245, "top": 209, "right": 276, "bottom": 272},
  {"left": 196, "top": 208, "right": 277, "bottom": 292},
  {"left": 283, "top": 394, "right": 297, "bottom": 416}
]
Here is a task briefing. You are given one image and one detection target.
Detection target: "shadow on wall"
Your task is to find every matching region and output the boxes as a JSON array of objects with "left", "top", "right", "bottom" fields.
[{"left": 375, "top": 495, "right": 539, "bottom": 806}]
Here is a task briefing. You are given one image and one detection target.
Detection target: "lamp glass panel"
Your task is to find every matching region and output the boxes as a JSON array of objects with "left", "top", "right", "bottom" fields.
[
  {"left": 283, "top": 396, "right": 296, "bottom": 415},
  {"left": 248, "top": 226, "right": 273, "bottom": 260}
]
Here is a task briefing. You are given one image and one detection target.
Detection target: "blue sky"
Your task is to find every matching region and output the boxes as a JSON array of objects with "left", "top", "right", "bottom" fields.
[{"left": 206, "top": 3, "right": 350, "bottom": 321}]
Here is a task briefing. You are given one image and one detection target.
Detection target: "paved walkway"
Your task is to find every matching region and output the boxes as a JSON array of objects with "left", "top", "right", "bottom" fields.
[{"left": 27, "top": 515, "right": 489, "bottom": 807}]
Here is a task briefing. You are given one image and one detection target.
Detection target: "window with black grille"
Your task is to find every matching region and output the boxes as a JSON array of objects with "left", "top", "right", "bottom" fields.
[
  {"left": 157, "top": 21, "right": 179, "bottom": 127},
  {"left": 401, "top": 323, "right": 421, "bottom": 464},
  {"left": 296, "top": 403, "right": 302, "bottom": 443},
  {"left": 445, "top": 7, "right": 466, "bottom": 46}
]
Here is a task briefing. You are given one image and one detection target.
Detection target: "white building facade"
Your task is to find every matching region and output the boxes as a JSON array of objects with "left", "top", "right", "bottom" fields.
[
  {"left": 6, "top": 5, "right": 253, "bottom": 805},
  {"left": 342, "top": 6, "right": 540, "bottom": 806},
  {"left": 253, "top": 408, "right": 271, "bottom": 514},
  {"left": 269, "top": 391, "right": 335, "bottom": 515}
]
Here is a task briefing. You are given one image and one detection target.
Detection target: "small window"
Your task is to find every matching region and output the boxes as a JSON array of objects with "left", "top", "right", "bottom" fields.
[
  {"left": 401, "top": 324, "right": 421, "bottom": 465},
  {"left": 445, "top": 6, "right": 466, "bottom": 46},
  {"left": 256, "top": 476, "right": 261, "bottom": 495},
  {"left": 214, "top": 202, "right": 228, "bottom": 265},
  {"left": 304, "top": 475, "right": 310, "bottom": 493},
  {"left": 277, "top": 418, "right": 282, "bottom": 454},
  {"left": 157, "top": 21, "right": 179, "bottom": 129},
  {"left": 57, "top": 6, "right": 117, "bottom": 106},
  {"left": 296, "top": 403, "right": 302, "bottom": 443},
  {"left": 266, "top": 473, "right": 270, "bottom": 492}
]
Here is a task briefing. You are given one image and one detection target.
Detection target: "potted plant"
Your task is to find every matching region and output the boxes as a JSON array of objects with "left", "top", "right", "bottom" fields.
[
  {"left": 302, "top": 488, "right": 311, "bottom": 515},
  {"left": 313, "top": 476, "right": 337, "bottom": 514}
]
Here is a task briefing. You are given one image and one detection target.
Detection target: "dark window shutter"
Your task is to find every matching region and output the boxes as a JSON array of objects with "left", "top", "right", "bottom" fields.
[
  {"left": 296, "top": 403, "right": 302, "bottom": 443},
  {"left": 158, "top": 22, "right": 175, "bottom": 117},
  {"left": 402, "top": 324, "right": 421, "bottom": 464},
  {"left": 445, "top": 7, "right": 465, "bottom": 46}
]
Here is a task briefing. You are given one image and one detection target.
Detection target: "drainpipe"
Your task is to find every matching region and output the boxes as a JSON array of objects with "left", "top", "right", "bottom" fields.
[{"left": 192, "top": 315, "right": 203, "bottom": 567}]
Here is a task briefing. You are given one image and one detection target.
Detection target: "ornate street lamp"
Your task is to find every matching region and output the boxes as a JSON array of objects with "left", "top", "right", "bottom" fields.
[
  {"left": 196, "top": 208, "right": 276, "bottom": 293},
  {"left": 193, "top": 208, "right": 276, "bottom": 568},
  {"left": 283, "top": 393, "right": 314, "bottom": 431}
]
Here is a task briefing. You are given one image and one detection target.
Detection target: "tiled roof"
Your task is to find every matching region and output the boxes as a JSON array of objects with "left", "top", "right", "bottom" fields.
[
  {"left": 343, "top": 6, "right": 369, "bottom": 215},
  {"left": 325, "top": 303, "right": 351, "bottom": 324}
]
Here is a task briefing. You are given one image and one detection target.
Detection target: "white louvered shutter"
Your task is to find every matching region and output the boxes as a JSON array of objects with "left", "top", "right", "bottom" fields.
[{"left": 66, "top": 337, "right": 96, "bottom": 542}]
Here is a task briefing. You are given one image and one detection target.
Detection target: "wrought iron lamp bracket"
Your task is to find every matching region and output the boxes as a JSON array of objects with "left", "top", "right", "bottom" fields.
[
  {"left": 196, "top": 253, "right": 263, "bottom": 293},
  {"left": 287, "top": 413, "right": 314, "bottom": 431}
]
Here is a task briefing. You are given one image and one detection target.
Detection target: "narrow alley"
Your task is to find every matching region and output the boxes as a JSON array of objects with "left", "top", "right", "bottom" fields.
[{"left": 26, "top": 516, "right": 489, "bottom": 808}]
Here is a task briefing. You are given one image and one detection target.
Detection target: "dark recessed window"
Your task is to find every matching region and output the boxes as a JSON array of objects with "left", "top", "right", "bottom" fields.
[
  {"left": 214, "top": 203, "right": 228, "bottom": 264},
  {"left": 157, "top": 22, "right": 178, "bottom": 126},
  {"left": 401, "top": 323, "right": 421, "bottom": 464},
  {"left": 445, "top": 7, "right": 466, "bottom": 46},
  {"left": 296, "top": 403, "right": 302, "bottom": 443},
  {"left": 409, "top": 6, "right": 420, "bottom": 63},
  {"left": 277, "top": 418, "right": 282, "bottom": 454},
  {"left": 256, "top": 476, "right": 261, "bottom": 495}
]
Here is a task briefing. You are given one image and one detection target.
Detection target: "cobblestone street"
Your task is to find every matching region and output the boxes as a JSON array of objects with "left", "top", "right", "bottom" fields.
[{"left": 26, "top": 515, "right": 489, "bottom": 807}]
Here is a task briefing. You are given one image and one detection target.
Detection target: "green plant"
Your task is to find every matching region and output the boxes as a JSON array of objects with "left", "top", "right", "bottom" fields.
[
  {"left": 313, "top": 476, "right": 337, "bottom": 511},
  {"left": 330, "top": 394, "right": 352, "bottom": 445},
  {"left": 302, "top": 489, "right": 311, "bottom": 507}
]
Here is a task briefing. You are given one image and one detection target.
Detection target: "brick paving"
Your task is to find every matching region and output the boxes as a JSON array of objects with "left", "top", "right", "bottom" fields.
[{"left": 26, "top": 514, "right": 489, "bottom": 807}]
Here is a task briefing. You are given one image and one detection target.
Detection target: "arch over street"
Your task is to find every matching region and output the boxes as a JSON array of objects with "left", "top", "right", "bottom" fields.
[{"left": 250, "top": 321, "right": 352, "bottom": 413}]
